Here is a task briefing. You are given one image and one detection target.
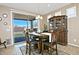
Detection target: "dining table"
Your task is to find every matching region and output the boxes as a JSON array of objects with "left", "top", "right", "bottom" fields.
[{"left": 28, "top": 32, "right": 52, "bottom": 54}]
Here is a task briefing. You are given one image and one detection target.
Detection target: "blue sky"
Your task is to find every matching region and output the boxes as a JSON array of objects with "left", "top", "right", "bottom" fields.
[{"left": 13, "top": 19, "right": 31, "bottom": 27}]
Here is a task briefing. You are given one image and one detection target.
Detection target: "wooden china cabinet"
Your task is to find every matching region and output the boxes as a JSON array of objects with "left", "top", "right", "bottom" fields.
[{"left": 49, "top": 15, "right": 67, "bottom": 45}]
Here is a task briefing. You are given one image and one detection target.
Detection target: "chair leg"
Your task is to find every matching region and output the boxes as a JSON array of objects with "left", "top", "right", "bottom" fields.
[
  {"left": 56, "top": 44, "right": 58, "bottom": 55},
  {"left": 41, "top": 42, "right": 44, "bottom": 55},
  {"left": 48, "top": 47, "right": 51, "bottom": 55},
  {"left": 48, "top": 44, "right": 51, "bottom": 55},
  {"left": 26, "top": 44, "right": 28, "bottom": 54},
  {"left": 38, "top": 42, "right": 40, "bottom": 54},
  {"left": 29, "top": 42, "right": 31, "bottom": 55},
  {"left": 3, "top": 43, "right": 7, "bottom": 48}
]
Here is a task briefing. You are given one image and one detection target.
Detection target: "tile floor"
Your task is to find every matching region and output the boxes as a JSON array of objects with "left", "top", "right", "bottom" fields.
[{"left": 0, "top": 42, "right": 79, "bottom": 55}]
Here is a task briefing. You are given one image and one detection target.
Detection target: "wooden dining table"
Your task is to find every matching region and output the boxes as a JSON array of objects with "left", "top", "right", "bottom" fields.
[
  {"left": 28, "top": 32, "right": 52, "bottom": 54},
  {"left": 29, "top": 32, "right": 52, "bottom": 42}
]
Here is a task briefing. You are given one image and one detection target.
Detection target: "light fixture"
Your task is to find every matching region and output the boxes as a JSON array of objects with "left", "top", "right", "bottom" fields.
[
  {"left": 35, "top": 15, "right": 43, "bottom": 19},
  {"left": 35, "top": 5, "right": 43, "bottom": 20}
]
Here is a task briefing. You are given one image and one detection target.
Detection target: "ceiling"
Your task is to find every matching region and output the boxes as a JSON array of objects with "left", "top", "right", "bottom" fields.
[{"left": 0, "top": 3, "right": 70, "bottom": 15}]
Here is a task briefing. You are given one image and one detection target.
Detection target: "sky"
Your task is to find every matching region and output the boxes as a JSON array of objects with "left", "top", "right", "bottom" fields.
[{"left": 13, "top": 18, "right": 31, "bottom": 27}]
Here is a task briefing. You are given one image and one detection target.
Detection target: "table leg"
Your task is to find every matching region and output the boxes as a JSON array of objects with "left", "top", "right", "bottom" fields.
[{"left": 29, "top": 42, "right": 31, "bottom": 55}]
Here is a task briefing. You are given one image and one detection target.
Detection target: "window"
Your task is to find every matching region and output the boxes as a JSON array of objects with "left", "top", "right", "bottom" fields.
[
  {"left": 13, "top": 19, "right": 28, "bottom": 27},
  {"left": 32, "top": 19, "right": 39, "bottom": 32},
  {"left": 66, "top": 6, "right": 76, "bottom": 18},
  {"left": 27, "top": 21, "right": 31, "bottom": 29},
  {"left": 13, "top": 18, "right": 31, "bottom": 29},
  {"left": 33, "top": 19, "right": 38, "bottom": 28},
  {"left": 13, "top": 18, "right": 31, "bottom": 43},
  {"left": 55, "top": 11, "right": 61, "bottom": 16}
]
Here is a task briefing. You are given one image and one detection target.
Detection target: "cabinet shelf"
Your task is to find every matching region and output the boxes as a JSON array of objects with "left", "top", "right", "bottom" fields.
[{"left": 49, "top": 15, "right": 67, "bottom": 45}]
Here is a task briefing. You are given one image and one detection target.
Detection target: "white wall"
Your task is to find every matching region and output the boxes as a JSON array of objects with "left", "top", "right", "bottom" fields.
[
  {"left": 0, "top": 5, "right": 11, "bottom": 45},
  {"left": 0, "top": 5, "right": 37, "bottom": 46},
  {"left": 43, "top": 3, "right": 79, "bottom": 47}
]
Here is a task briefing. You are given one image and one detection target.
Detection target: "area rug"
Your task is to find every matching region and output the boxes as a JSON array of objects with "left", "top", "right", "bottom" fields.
[{"left": 19, "top": 46, "right": 70, "bottom": 55}]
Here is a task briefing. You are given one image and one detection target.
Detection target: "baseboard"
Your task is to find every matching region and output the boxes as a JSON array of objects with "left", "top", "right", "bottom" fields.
[{"left": 68, "top": 43, "right": 79, "bottom": 47}]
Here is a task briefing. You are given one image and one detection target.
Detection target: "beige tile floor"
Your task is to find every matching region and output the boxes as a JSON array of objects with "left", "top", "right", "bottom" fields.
[
  {"left": 0, "top": 45, "right": 22, "bottom": 55},
  {"left": 0, "top": 42, "right": 79, "bottom": 55},
  {"left": 58, "top": 45, "right": 79, "bottom": 55}
]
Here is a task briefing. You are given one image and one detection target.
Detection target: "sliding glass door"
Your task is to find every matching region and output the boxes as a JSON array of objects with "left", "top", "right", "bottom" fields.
[{"left": 13, "top": 18, "right": 31, "bottom": 43}]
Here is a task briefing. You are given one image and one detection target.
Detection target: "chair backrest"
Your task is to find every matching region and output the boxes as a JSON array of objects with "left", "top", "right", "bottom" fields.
[
  {"left": 51, "top": 30, "right": 59, "bottom": 45},
  {"left": 51, "top": 31, "right": 56, "bottom": 42},
  {"left": 0, "top": 38, "right": 1, "bottom": 43}
]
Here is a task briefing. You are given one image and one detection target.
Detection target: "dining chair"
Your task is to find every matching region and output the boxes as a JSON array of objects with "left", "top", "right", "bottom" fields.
[
  {"left": 25, "top": 32, "right": 40, "bottom": 55},
  {"left": 42, "top": 31, "right": 58, "bottom": 55}
]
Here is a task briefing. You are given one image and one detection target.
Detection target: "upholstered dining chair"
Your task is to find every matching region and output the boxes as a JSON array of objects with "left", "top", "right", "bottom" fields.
[
  {"left": 42, "top": 31, "right": 58, "bottom": 55},
  {"left": 25, "top": 31, "right": 40, "bottom": 55},
  {"left": 49, "top": 31, "right": 58, "bottom": 55}
]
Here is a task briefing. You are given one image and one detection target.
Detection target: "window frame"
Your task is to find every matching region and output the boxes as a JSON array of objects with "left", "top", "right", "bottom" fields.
[{"left": 66, "top": 6, "right": 76, "bottom": 18}]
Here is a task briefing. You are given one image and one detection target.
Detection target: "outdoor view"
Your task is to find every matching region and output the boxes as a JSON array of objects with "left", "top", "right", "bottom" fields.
[{"left": 13, "top": 18, "right": 31, "bottom": 43}]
